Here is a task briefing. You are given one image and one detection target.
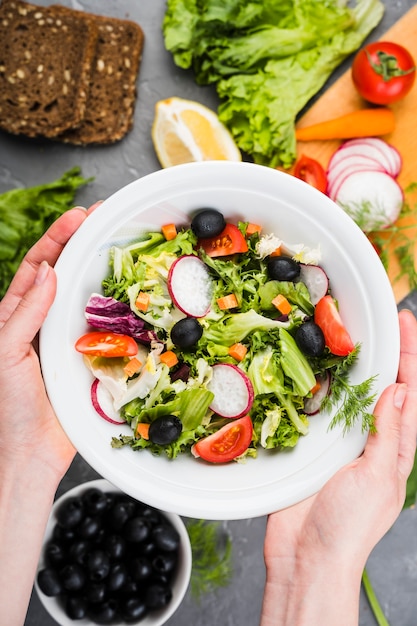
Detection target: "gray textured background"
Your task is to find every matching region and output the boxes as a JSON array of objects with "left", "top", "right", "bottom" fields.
[{"left": 1, "top": 1, "right": 416, "bottom": 624}]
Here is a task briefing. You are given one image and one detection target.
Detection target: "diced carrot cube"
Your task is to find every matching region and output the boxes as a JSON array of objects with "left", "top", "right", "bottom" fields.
[
  {"left": 246, "top": 223, "right": 261, "bottom": 236},
  {"left": 228, "top": 342, "right": 248, "bottom": 361},
  {"left": 159, "top": 350, "right": 179, "bottom": 368},
  {"left": 270, "top": 246, "right": 282, "bottom": 257},
  {"left": 162, "top": 223, "right": 177, "bottom": 241},
  {"left": 217, "top": 293, "right": 238, "bottom": 310},
  {"left": 310, "top": 380, "right": 322, "bottom": 395},
  {"left": 135, "top": 291, "right": 150, "bottom": 312},
  {"left": 271, "top": 294, "right": 292, "bottom": 315},
  {"left": 136, "top": 423, "right": 150, "bottom": 440},
  {"left": 123, "top": 357, "right": 143, "bottom": 377}
]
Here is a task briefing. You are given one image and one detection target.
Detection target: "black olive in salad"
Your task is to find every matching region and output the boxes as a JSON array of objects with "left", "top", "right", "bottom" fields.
[
  {"left": 191, "top": 207, "right": 226, "bottom": 238},
  {"left": 37, "top": 488, "right": 180, "bottom": 624},
  {"left": 170, "top": 317, "right": 203, "bottom": 349},
  {"left": 295, "top": 321, "right": 326, "bottom": 357},
  {"left": 149, "top": 414, "right": 183, "bottom": 445},
  {"left": 267, "top": 256, "right": 301, "bottom": 281}
]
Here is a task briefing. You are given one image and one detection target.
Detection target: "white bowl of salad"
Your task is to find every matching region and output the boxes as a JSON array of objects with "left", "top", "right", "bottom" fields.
[{"left": 40, "top": 161, "right": 399, "bottom": 520}]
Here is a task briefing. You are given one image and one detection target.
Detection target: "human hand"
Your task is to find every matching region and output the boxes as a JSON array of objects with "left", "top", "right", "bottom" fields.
[
  {"left": 0, "top": 204, "right": 98, "bottom": 481},
  {"left": 261, "top": 309, "right": 417, "bottom": 626}
]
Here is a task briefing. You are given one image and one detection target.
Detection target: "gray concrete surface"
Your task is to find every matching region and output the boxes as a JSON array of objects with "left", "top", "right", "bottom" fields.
[{"left": 1, "top": 0, "right": 416, "bottom": 624}]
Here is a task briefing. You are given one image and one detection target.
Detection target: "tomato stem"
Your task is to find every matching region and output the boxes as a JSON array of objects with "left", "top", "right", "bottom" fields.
[{"left": 367, "top": 49, "right": 416, "bottom": 82}]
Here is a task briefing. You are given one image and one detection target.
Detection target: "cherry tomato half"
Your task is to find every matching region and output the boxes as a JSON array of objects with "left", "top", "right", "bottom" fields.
[
  {"left": 198, "top": 223, "right": 248, "bottom": 257},
  {"left": 75, "top": 331, "right": 138, "bottom": 357},
  {"left": 293, "top": 155, "right": 328, "bottom": 193},
  {"left": 193, "top": 414, "right": 253, "bottom": 463},
  {"left": 314, "top": 296, "right": 355, "bottom": 357},
  {"left": 352, "top": 41, "right": 416, "bottom": 105}
]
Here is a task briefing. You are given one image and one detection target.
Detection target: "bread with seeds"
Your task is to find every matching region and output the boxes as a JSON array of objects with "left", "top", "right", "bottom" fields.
[
  {"left": 0, "top": 0, "right": 98, "bottom": 138},
  {"left": 57, "top": 9, "right": 145, "bottom": 144}
]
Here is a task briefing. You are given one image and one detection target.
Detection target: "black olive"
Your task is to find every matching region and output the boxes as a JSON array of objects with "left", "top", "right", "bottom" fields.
[
  {"left": 87, "top": 550, "right": 111, "bottom": 582},
  {"left": 170, "top": 317, "right": 203, "bottom": 349},
  {"left": 65, "top": 594, "right": 88, "bottom": 620},
  {"left": 152, "top": 524, "right": 180, "bottom": 552},
  {"left": 77, "top": 515, "right": 101, "bottom": 540},
  {"left": 149, "top": 415, "right": 183, "bottom": 446},
  {"left": 87, "top": 598, "right": 118, "bottom": 624},
  {"left": 85, "top": 581, "right": 107, "bottom": 605},
  {"left": 104, "top": 534, "right": 126, "bottom": 561},
  {"left": 145, "top": 582, "right": 172, "bottom": 610},
  {"left": 123, "top": 516, "right": 150, "bottom": 543},
  {"left": 68, "top": 539, "right": 91, "bottom": 566},
  {"left": 55, "top": 496, "right": 84, "bottom": 529},
  {"left": 44, "top": 541, "right": 67, "bottom": 568},
  {"left": 82, "top": 488, "right": 109, "bottom": 516},
  {"left": 52, "top": 524, "right": 76, "bottom": 545},
  {"left": 191, "top": 208, "right": 225, "bottom": 238},
  {"left": 121, "top": 597, "right": 148, "bottom": 622},
  {"left": 267, "top": 256, "right": 301, "bottom": 281},
  {"left": 60, "top": 563, "right": 87, "bottom": 592},
  {"left": 295, "top": 321, "right": 325, "bottom": 357},
  {"left": 37, "top": 567, "right": 63, "bottom": 597},
  {"left": 129, "top": 556, "right": 152, "bottom": 582},
  {"left": 107, "top": 563, "right": 128, "bottom": 592},
  {"left": 106, "top": 501, "right": 132, "bottom": 531},
  {"left": 152, "top": 552, "right": 178, "bottom": 575}
]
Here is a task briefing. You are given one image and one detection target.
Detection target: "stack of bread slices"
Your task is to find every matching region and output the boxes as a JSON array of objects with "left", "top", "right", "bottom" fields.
[{"left": 0, "top": 0, "right": 144, "bottom": 144}]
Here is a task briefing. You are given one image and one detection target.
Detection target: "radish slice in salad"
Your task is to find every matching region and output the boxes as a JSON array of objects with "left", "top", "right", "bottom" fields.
[
  {"left": 334, "top": 170, "right": 403, "bottom": 231},
  {"left": 207, "top": 363, "right": 254, "bottom": 419},
  {"left": 91, "top": 379, "right": 126, "bottom": 424},
  {"left": 299, "top": 264, "right": 329, "bottom": 305},
  {"left": 303, "top": 373, "right": 331, "bottom": 416},
  {"left": 168, "top": 254, "right": 213, "bottom": 317}
]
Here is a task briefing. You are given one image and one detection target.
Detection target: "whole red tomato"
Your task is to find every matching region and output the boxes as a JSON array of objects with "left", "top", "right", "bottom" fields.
[
  {"left": 293, "top": 155, "right": 328, "bottom": 193},
  {"left": 352, "top": 41, "right": 416, "bottom": 104}
]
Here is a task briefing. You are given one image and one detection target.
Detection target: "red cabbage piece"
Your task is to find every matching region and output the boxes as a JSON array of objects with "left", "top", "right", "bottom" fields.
[{"left": 85, "top": 294, "right": 156, "bottom": 343}]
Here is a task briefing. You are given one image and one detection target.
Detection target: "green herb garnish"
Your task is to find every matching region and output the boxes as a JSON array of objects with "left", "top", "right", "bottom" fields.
[
  {"left": 322, "top": 348, "right": 377, "bottom": 434},
  {"left": 186, "top": 519, "right": 233, "bottom": 601}
]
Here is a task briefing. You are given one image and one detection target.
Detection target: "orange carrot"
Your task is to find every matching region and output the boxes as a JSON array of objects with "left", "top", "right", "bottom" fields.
[
  {"left": 159, "top": 350, "right": 179, "bottom": 368},
  {"left": 136, "top": 423, "right": 150, "bottom": 440},
  {"left": 310, "top": 380, "right": 322, "bottom": 395},
  {"left": 135, "top": 291, "right": 150, "bottom": 312},
  {"left": 272, "top": 294, "right": 292, "bottom": 315},
  {"left": 269, "top": 246, "right": 282, "bottom": 257},
  {"left": 295, "top": 108, "right": 395, "bottom": 142},
  {"left": 246, "top": 223, "right": 261, "bottom": 236},
  {"left": 217, "top": 293, "right": 238, "bottom": 310},
  {"left": 228, "top": 342, "right": 248, "bottom": 361},
  {"left": 162, "top": 223, "right": 177, "bottom": 241},
  {"left": 123, "top": 357, "right": 142, "bottom": 377}
]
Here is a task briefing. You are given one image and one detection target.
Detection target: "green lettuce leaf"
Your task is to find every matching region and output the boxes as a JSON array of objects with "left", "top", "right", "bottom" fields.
[{"left": 0, "top": 167, "right": 91, "bottom": 298}]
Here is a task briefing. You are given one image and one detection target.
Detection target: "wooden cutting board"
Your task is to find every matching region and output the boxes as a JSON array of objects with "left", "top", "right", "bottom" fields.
[{"left": 294, "top": 5, "right": 417, "bottom": 303}]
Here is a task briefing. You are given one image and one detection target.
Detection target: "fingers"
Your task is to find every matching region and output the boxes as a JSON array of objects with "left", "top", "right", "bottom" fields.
[
  {"left": 397, "top": 309, "right": 417, "bottom": 387},
  {"left": 0, "top": 207, "right": 88, "bottom": 326},
  {"left": 1, "top": 261, "right": 57, "bottom": 355}
]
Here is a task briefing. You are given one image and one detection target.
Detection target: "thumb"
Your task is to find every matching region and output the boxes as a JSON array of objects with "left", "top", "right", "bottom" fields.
[{"left": 2, "top": 261, "right": 57, "bottom": 351}]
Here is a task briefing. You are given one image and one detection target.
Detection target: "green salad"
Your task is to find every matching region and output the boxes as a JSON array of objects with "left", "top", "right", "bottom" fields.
[{"left": 75, "top": 208, "right": 376, "bottom": 464}]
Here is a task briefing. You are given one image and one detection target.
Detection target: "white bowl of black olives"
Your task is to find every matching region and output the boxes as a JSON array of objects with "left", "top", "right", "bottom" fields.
[{"left": 35, "top": 479, "right": 192, "bottom": 625}]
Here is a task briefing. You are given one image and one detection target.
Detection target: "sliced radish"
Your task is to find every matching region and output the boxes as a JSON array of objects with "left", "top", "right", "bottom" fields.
[
  {"left": 91, "top": 379, "right": 126, "bottom": 424},
  {"left": 207, "top": 363, "right": 254, "bottom": 419},
  {"left": 327, "top": 154, "right": 384, "bottom": 195},
  {"left": 328, "top": 163, "right": 387, "bottom": 202},
  {"left": 328, "top": 141, "right": 393, "bottom": 177},
  {"left": 303, "top": 373, "right": 331, "bottom": 415},
  {"left": 334, "top": 170, "right": 404, "bottom": 231},
  {"left": 299, "top": 264, "right": 329, "bottom": 305},
  {"left": 338, "top": 138, "right": 402, "bottom": 177},
  {"left": 167, "top": 255, "right": 213, "bottom": 317}
]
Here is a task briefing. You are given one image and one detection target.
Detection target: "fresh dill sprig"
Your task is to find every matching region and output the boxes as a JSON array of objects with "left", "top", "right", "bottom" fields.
[
  {"left": 369, "top": 182, "right": 417, "bottom": 291},
  {"left": 321, "top": 348, "right": 378, "bottom": 434},
  {"left": 186, "top": 519, "right": 233, "bottom": 601}
]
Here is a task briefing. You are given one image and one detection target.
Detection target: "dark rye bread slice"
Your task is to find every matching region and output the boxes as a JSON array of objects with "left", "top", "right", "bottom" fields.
[
  {"left": 0, "top": 0, "right": 98, "bottom": 138},
  {"left": 57, "top": 9, "right": 145, "bottom": 145}
]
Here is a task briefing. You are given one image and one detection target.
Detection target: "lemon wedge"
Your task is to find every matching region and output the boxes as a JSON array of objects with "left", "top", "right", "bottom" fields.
[{"left": 151, "top": 97, "right": 242, "bottom": 168}]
